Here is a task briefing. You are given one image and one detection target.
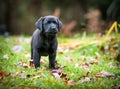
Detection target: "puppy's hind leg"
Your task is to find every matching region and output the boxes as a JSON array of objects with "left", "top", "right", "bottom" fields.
[
  {"left": 30, "top": 48, "right": 34, "bottom": 67},
  {"left": 31, "top": 48, "right": 33, "bottom": 60}
]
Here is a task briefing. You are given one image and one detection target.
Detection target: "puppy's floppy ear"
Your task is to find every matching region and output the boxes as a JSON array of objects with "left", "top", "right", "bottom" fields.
[
  {"left": 57, "top": 19, "right": 62, "bottom": 31},
  {"left": 35, "top": 17, "right": 45, "bottom": 30}
]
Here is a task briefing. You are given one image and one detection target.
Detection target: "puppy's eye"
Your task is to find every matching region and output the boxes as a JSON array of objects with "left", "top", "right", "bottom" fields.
[
  {"left": 47, "top": 21, "right": 51, "bottom": 24},
  {"left": 53, "top": 21, "right": 56, "bottom": 24}
]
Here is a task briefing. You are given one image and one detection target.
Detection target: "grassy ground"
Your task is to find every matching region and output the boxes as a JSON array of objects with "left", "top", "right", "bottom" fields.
[{"left": 0, "top": 33, "right": 120, "bottom": 89}]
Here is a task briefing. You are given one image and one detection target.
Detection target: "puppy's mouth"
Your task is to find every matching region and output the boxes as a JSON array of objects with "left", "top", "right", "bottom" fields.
[{"left": 45, "top": 32, "right": 57, "bottom": 35}]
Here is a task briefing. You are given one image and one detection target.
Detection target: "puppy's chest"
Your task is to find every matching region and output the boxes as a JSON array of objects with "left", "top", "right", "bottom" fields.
[
  {"left": 38, "top": 41, "right": 52, "bottom": 56},
  {"left": 42, "top": 41, "right": 49, "bottom": 49}
]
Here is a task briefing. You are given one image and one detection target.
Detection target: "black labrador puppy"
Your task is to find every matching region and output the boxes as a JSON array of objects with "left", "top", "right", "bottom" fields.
[{"left": 31, "top": 15, "right": 62, "bottom": 68}]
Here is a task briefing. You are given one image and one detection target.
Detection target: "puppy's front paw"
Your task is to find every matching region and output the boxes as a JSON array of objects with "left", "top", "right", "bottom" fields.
[
  {"left": 29, "top": 59, "right": 34, "bottom": 67},
  {"left": 49, "top": 64, "right": 55, "bottom": 69}
]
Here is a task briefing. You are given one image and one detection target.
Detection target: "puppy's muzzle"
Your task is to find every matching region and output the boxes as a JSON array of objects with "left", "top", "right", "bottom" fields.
[{"left": 50, "top": 26, "right": 58, "bottom": 34}]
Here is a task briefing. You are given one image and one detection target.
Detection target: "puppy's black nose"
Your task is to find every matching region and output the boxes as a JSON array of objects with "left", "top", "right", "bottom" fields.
[
  {"left": 50, "top": 27, "right": 57, "bottom": 33},
  {"left": 51, "top": 27, "right": 56, "bottom": 30}
]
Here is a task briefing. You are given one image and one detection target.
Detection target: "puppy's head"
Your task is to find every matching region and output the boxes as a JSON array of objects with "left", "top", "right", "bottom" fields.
[{"left": 35, "top": 16, "right": 62, "bottom": 35}]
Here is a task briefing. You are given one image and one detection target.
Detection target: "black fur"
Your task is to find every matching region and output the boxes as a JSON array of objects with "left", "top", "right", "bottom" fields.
[{"left": 31, "top": 15, "right": 62, "bottom": 68}]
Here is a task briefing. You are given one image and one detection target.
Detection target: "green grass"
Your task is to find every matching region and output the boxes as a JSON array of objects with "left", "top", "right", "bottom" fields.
[{"left": 0, "top": 33, "right": 120, "bottom": 89}]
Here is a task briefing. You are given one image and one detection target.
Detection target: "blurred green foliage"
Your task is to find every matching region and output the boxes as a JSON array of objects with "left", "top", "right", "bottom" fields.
[{"left": 0, "top": 0, "right": 113, "bottom": 34}]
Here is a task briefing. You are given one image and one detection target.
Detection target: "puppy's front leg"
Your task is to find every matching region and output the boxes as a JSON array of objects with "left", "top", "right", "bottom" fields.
[
  {"left": 49, "top": 53, "right": 56, "bottom": 69},
  {"left": 33, "top": 49, "right": 40, "bottom": 68}
]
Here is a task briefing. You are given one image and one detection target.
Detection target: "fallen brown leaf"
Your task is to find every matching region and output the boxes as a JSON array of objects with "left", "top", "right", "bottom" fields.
[
  {"left": 25, "top": 52, "right": 31, "bottom": 58},
  {"left": 111, "top": 84, "right": 120, "bottom": 89},
  {"left": 80, "top": 63, "right": 91, "bottom": 70},
  {"left": 23, "top": 63, "right": 30, "bottom": 68},
  {"left": 94, "top": 71, "right": 116, "bottom": 78},
  {"left": 110, "top": 47, "right": 115, "bottom": 52},
  {"left": 0, "top": 70, "right": 6, "bottom": 79},
  {"left": 64, "top": 78, "right": 74, "bottom": 86},
  {"left": 40, "top": 57, "right": 47, "bottom": 64},
  {"left": 12, "top": 45, "right": 23, "bottom": 53},
  {"left": 12, "top": 71, "right": 26, "bottom": 78},
  {"left": 52, "top": 68, "right": 62, "bottom": 73},
  {"left": 69, "top": 44, "right": 79, "bottom": 50},
  {"left": 78, "top": 72, "right": 91, "bottom": 83},
  {"left": 108, "top": 62, "right": 114, "bottom": 68},
  {"left": 115, "top": 53, "right": 120, "bottom": 61},
  {"left": 52, "top": 68, "right": 67, "bottom": 80},
  {"left": 24, "top": 87, "right": 30, "bottom": 89},
  {"left": 58, "top": 46, "right": 64, "bottom": 54},
  {"left": 3, "top": 54, "right": 9, "bottom": 60},
  {"left": 65, "top": 55, "right": 73, "bottom": 63},
  {"left": 52, "top": 68, "right": 74, "bottom": 86},
  {"left": 26, "top": 74, "right": 31, "bottom": 78},
  {"left": 59, "top": 72, "right": 67, "bottom": 78},
  {"left": 20, "top": 71, "right": 26, "bottom": 78},
  {"left": 52, "top": 72, "right": 61, "bottom": 79},
  {"left": 32, "top": 75, "right": 41, "bottom": 79},
  {"left": 116, "top": 62, "right": 120, "bottom": 68},
  {"left": 29, "top": 60, "right": 34, "bottom": 68},
  {"left": 80, "top": 77, "right": 91, "bottom": 83},
  {"left": 17, "top": 61, "right": 30, "bottom": 68}
]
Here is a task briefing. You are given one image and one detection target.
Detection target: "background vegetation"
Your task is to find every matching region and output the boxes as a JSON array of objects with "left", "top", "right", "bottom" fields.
[{"left": 0, "top": 0, "right": 113, "bottom": 34}]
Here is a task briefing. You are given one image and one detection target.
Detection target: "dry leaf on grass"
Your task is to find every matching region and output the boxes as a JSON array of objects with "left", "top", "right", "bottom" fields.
[
  {"left": 40, "top": 57, "right": 47, "bottom": 64},
  {"left": 25, "top": 52, "right": 31, "bottom": 58},
  {"left": 20, "top": 71, "right": 26, "bottom": 78},
  {"left": 52, "top": 72, "right": 61, "bottom": 79},
  {"left": 12, "top": 45, "right": 23, "bottom": 53},
  {"left": 31, "top": 71, "right": 45, "bottom": 79},
  {"left": 108, "top": 62, "right": 114, "bottom": 68},
  {"left": 12, "top": 71, "right": 26, "bottom": 78},
  {"left": 17, "top": 61, "right": 30, "bottom": 68},
  {"left": 3, "top": 54, "right": 9, "bottom": 60},
  {"left": 52, "top": 68, "right": 62, "bottom": 73},
  {"left": 51, "top": 68, "right": 74, "bottom": 86},
  {"left": 78, "top": 72, "right": 91, "bottom": 83},
  {"left": 58, "top": 46, "right": 64, "bottom": 54},
  {"left": 23, "top": 63, "right": 30, "bottom": 68},
  {"left": 64, "top": 78, "right": 75, "bottom": 86},
  {"left": 94, "top": 71, "right": 116, "bottom": 78},
  {"left": 80, "top": 77, "right": 91, "bottom": 83},
  {"left": 29, "top": 60, "right": 34, "bottom": 68},
  {"left": 26, "top": 74, "right": 31, "bottom": 78},
  {"left": 65, "top": 55, "right": 73, "bottom": 63},
  {"left": 111, "top": 84, "right": 120, "bottom": 89},
  {"left": 75, "top": 58, "right": 98, "bottom": 70},
  {"left": 32, "top": 75, "right": 41, "bottom": 79},
  {"left": 24, "top": 87, "right": 31, "bottom": 89},
  {"left": 77, "top": 63, "right": 91, "bottom": 70},
  {"left": 52, "top": 68, "right": 66, "bottom": 79},
  {"left": 0, "top": 70, "right": 6, "bottom": 79}
]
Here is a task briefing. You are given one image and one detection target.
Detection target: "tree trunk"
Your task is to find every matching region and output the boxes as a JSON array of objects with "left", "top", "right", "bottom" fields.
[{"left": 5, "top": 0, "right": 12, "bottom": 33}]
